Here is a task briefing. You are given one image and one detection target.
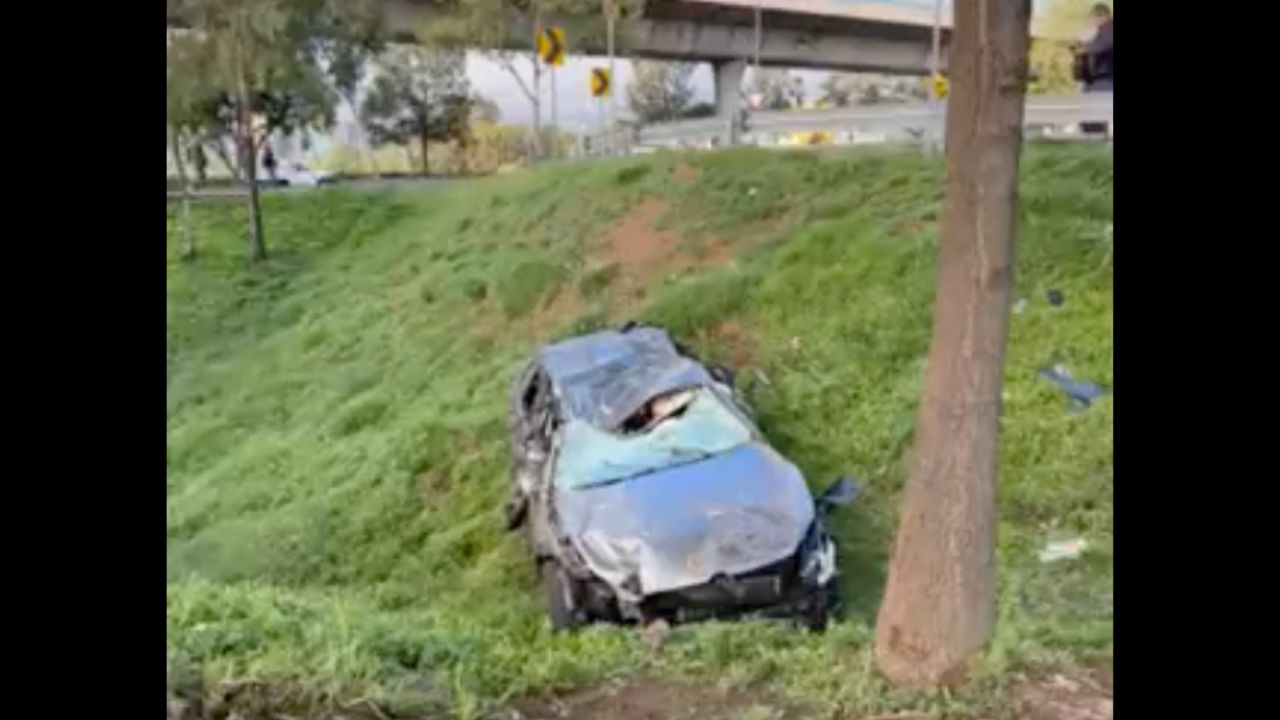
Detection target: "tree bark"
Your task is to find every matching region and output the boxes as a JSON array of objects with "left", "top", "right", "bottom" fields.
[
  {"left": 420, "top": 130, "right": 430, "bottom": 176},
  {"left": 237, "top": 75, "right": 266, "bottom": 264},
  {"left": 873, "top": 0, "right": 1031, "bottom": 690},
  {"left": 169, "top": 125, "right": 196, "bottom": 261}
]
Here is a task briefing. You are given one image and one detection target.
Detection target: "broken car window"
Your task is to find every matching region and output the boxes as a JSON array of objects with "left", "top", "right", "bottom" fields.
[{"left": 553, "top": 387, "right": 753, "bottom": 490}]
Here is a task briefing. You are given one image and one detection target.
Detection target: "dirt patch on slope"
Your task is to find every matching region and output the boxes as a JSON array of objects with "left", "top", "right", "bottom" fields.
[
  {"left": 601, "top": 198, "right": 682, "bottom": 278},
  {"left": 587, "top": 198, "right": 737, "bottom": 319},
  {"left": 510, "top": 676, "right": 804, "bottom": 720},
  {"left": 1014, "top": 671, "right": 1113, "bottom": 720},
  {"left": 524, "top": 286, "right": 587, "bottom": 341},
  {"left": 694, "top": 320, "right": 758, "bottom": 368},
  {"left": 673, "top": 163, "right": 701, "bottom": 182}
]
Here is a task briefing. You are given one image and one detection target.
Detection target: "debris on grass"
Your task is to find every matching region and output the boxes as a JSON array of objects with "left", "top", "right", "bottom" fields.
[
  {"left": 1047, "top": 288, "right": 1065, "bottom": 307},
  {"left": 1039, "top": 538, "right": 1088, "bottom": 563},
  {"left": 1014, "top": 298, "right": 1028, "bottom": 314},
  {"left": 1038, "top": 365, "right": 1106, "bottom": 411}
]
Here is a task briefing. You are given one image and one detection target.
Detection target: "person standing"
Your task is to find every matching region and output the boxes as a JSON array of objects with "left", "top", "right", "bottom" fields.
[
  {"left": 262, "top": 145, "right": 278, "bottom": 183},
  {"left": 1073, "top": 3, "right": 1113, "bottom": 93},
  {"left": 1072, "top": 4, "right": 1113, "bottom": 136},
  {"left": 188, "top": 142, "right": 207, "bottom": 186}
]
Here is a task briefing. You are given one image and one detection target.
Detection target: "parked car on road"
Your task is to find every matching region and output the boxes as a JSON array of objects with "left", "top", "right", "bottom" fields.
[
  {"left": 506, "top": 323, "right": 857, "bottom": 631},
  {"left": 274, "top": 162, "right": 336, "bottom": 188}
]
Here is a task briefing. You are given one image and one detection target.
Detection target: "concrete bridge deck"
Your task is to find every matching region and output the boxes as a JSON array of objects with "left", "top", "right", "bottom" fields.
[{"left": 384, "top": 0, "right": 959, "bottom": 75}]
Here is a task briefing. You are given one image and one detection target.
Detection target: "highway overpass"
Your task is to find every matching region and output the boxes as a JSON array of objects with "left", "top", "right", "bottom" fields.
[
  {"left": 385, "top": 0, "right": 956, "bottom": 75},
  {"left": 383, "top": 0, "right": 970, "bottom": 144}
]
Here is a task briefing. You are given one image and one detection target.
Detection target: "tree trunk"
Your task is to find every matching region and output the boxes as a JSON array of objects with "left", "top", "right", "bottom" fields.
[
  {"left": 873, "top": 0, "right": 1031, "bottom": 690},
  {"left": 209, "top": 139, "right": 239, "bottom": 182},
  {"left": 420, "top": 131, "right": 430, "bottom": 176},
  {"left": 237, "top": 78, "right": 266, "bottom": 264},
  {"left": 169, "top": 126, "right": 196, "bottom": 261}
]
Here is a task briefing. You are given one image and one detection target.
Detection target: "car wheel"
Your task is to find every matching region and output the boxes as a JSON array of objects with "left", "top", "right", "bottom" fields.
[{"left": 541, "top": 560, "right": 585, "bottom": 631}]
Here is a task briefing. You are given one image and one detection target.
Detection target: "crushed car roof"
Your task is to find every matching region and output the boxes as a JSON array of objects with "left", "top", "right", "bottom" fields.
[{"left": 537, "top": 326, "right": 713, "bottom": 431}]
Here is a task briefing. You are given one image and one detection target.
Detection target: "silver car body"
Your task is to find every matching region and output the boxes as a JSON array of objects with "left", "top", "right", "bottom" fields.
[{"left": 514, "top": 326, "right": 835, "bottom": 608}]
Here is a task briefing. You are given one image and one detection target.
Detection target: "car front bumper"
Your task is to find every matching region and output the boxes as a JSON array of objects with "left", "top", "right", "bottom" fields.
[{"left": 637, "top": 539, "right": 836, "bottom": 625}]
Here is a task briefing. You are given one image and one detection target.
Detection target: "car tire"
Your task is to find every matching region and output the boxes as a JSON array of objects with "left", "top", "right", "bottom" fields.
[{"left": 541, "top": 560, "right": 585, "bottom": 631}]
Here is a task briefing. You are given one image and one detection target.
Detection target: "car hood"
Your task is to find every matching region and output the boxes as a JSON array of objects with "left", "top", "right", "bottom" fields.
[{"left": 555, "top": 442, "right": 815, "bottom": 598}]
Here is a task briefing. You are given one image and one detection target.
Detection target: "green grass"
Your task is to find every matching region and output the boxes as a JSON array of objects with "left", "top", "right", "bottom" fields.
[{"left": 167, "top": 145, "right": 1113, "bottom": 718}]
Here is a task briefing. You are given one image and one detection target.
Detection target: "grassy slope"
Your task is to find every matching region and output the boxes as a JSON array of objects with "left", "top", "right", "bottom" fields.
[{"left": 166, "top": 146, "right": 1113, "bottom": 719}]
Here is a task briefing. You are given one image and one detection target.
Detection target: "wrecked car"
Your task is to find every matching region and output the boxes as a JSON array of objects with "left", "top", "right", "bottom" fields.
[{"left": 505, "top": 323, "right": 856, "bottom": 631}]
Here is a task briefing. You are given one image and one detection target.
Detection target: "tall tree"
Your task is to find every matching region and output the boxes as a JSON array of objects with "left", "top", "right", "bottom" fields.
[
  {"left": 430, "top": 0, "right": 550, "bottom": 158},
  {"left": 167, "top": 31, "right": 218, "bottom": 261},
  {"left": 470, "top": 94, "right": 503, "bottom": 124},
  {"left": 874, "top": 0, "right": 1032, "bottom": 690},
  {"left": 167, "top": 0, "right": 380, "bottom": 263},
  {"left": 626, "top": 61, "right": 696, "bottom": 124},
  {"left": 360, "top": 46, "right": 472, "bottom": 175},
  {"left": 751, "top": 69, "right": 798, "bottom": 110}
]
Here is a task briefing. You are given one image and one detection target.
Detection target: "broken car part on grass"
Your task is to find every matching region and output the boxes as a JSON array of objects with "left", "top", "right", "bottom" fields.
[
  {"left": 1038, "top": 364, "right": 1107, "bottom": 411},
  {"left": 505, "top": 324, "right": 856, "bottom": 632}
]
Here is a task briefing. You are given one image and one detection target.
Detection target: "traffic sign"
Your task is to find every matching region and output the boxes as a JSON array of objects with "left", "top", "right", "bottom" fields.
[
  {"left": 932, "top": 73, "right": 949, "bottom": 99},
  {"left": 537, "top": 27, "right": 566, "bottom": 66},
  {"left": 590, "top": 67, "right": 611, "bottom": 98}
]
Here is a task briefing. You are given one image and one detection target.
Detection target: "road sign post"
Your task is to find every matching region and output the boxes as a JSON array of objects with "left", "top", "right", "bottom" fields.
[
  {"left": 550, "top": 66, "right": 558, "bottom": 153},
  {"left": 605, "top": 1, "right": 617, "bottom": 155},
  {"left": 928, "top": 0, "right": 945, "bottom": 153},
  {"left": 590, "top": 68, "right": 611, "bottom": 98},
  {"left": 537, "top": 26, "right": 566, "bottom": 158},
  {"left": 536, "top": 26, "right": 566, "bottom": 67}
]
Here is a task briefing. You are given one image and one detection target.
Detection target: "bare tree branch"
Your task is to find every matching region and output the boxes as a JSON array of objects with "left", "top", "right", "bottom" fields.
[{"left": 497, "top": 53, "right": 536, "bottom": 103}]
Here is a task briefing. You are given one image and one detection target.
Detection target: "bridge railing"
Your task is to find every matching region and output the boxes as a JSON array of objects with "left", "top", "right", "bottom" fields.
[{"left": 580, "top": 93, "right": 1112, "bottom": 155}]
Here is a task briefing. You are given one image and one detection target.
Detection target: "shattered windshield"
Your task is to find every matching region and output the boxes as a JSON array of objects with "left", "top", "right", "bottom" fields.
[
  {"left": 539, "top": 327, "right": 712, "bottom": 431},
  {"left": 554, "top": 387, "right": 753, "bottom": 490}
]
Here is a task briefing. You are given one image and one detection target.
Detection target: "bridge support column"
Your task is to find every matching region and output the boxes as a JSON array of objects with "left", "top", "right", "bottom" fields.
[{"left": 713, "top": 59, "right": 746, "bottom": 146}]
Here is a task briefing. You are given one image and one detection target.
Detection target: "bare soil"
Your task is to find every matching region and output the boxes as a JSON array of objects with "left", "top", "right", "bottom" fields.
[
  {"left": 673, "top": 163, "right": 701, "bottom": 183},
  {"left": 509, "top": 676, "right": 804, "bottom": 720},
  {"left": 695, "top": 320, "right": 758, "bottom": 369},
  {"left": 1013, "top": 671, "right": 1113, "bottom": 720},
  {"left": 588, "top": 198, "right": 736, "bottom": 319},
  {"left": 167, "top": 668, "right": 1112, "bottom": 720}
]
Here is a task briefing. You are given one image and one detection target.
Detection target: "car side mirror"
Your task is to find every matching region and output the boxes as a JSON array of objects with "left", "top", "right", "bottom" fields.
[
  {"left": 710, "top": 363, "right": 736, "bottom": 388},
  {"left": 816, "top": 476, "right": 859, "bottom": 513}
]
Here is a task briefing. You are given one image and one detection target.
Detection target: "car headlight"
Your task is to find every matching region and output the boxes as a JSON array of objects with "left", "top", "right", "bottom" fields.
[{"left": 799, "top": 523, "right": 836, "bottom": 587}]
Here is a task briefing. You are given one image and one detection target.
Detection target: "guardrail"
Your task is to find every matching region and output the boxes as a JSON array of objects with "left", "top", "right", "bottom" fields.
[{"left": 581, "top": 93, "right": 1112, "bottom": 155}]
